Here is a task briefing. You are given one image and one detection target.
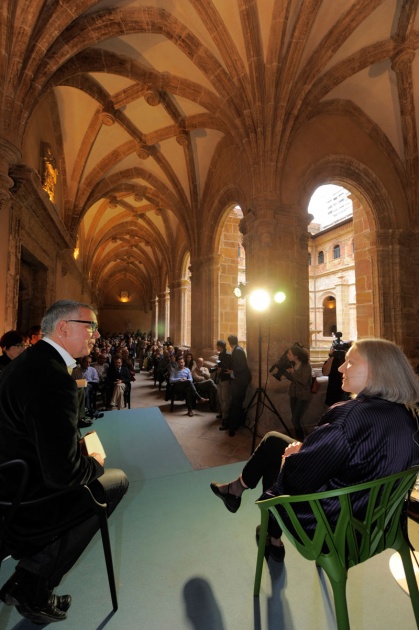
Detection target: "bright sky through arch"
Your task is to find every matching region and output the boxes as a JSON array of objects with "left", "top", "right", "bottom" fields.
[{"left": 308, "top": 185, "right": 353, "bottom": 230}]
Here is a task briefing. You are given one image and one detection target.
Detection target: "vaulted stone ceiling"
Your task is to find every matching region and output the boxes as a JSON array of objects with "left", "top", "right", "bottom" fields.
[{"left": 2, "top": 0, "right": 419, "bottom": 307}]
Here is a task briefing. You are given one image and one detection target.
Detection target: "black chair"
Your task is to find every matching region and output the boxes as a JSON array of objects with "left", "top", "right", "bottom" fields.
[
  {"left": 124, "top": 383, "right": 131, "bottom": 409},
  {"left": 0, "top": 459, "right": 118, "bottom": 611}
]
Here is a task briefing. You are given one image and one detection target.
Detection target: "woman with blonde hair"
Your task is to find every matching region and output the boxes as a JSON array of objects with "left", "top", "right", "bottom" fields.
[{"left": 211, "top": 338, "right": 419, "bottom": 562}]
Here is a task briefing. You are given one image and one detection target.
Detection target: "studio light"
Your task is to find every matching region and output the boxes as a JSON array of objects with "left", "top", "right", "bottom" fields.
[
  {"left": 274, "top": 291, "right": 286, "bottom": 304},
  {"left": 233, "top": 282, "right": 247, "bottom": 298},
  {"left": 248, "top": 289, "right": 271, "bottom": 312}
]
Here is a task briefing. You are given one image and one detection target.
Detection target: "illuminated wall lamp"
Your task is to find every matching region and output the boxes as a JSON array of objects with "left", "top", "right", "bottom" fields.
[{"left": 120, "top": 291, "right": 129, "bottom": 303}]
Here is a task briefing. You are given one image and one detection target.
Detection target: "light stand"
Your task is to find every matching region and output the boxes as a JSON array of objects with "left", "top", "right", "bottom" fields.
[{"left": 244, "top": 318, "right": 291, "bottom": 454}]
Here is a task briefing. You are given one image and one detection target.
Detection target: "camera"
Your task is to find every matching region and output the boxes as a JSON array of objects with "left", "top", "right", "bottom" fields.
[
  {"left": 331, "top": 332, "right": 351, "bottom": 356},
  {"left": 269, "top": 349, "right": 293, "bottom": 381}
]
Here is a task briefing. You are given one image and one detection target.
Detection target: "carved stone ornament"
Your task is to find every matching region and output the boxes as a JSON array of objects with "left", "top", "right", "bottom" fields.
[
  {"left": 144, "top": 90, "right": 161, "bottom": 106},
  {"left": 40, "top": 142, "right": 58, "bottom": 203},
  {"left": 137, "top": 146, "right": 150, "bottom": 160}
]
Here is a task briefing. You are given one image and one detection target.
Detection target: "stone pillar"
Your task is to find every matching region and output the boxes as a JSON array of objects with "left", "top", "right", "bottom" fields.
[
  {"left": 168, "top": 279, "right": 189, "bottom": 347},
  {"left": 150, "top": 297, "right": 158, "bottom": 340},
  {"left": 157, "top": 290, "right": 167, "bottom": 341},
  {"left": 189, "top": 254, "right": 221, "bottom": 357},
  {"left": 240, "top": 202, "right": 311, "bottom": 373},
  {"left": 0, "top": 138, "right": 21, "bottom": 330},
  {"left": 371, "top": 227, "right": 417, "bottom": 350}
]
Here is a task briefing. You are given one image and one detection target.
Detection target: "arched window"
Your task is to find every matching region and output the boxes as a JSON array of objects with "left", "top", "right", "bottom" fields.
[
  {"left": 323, "top": 296, "right": 336, "bottom": 336},
  {"left": 333, "top": 244, "right": 340, "bottom": 259},
  {"left": 318, "top": 251, "right": 324, "bottom": 264}
]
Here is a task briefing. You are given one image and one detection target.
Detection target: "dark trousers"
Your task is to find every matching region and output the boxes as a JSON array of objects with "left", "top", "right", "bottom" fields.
[
  {"left": 242, "top": 431, "right": 294, "bottom": 539},
  {"left": 195, "top": 380, "right": 217, "bottom": 410},
  {"left": 290, "top": 397, "right": 309, "bottom": 441},
  {"left": 16, "top": 468, "right": 129, "bottom": 588},
  {"left": 171, "top": 380, "right": 201, "bottom": 410},
  {"left": 229, "top": 376, "right": 250, "bottom": 430},
  {"left": 241, "top": 431, "right": 293, "bottom": 492}
]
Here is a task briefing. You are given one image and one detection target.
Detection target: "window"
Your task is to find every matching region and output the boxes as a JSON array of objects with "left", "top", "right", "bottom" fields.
[
  {"left": 318, "top": 251, "right": 324, "bottom": 264},
  {"left": 333, "top": 244, "right": 340, "bottom": 259}
]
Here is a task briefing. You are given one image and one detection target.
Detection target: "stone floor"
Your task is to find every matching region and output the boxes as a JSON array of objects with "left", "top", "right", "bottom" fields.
[{"left": 126, "top": 368, "right": 253, "bottom": 470}]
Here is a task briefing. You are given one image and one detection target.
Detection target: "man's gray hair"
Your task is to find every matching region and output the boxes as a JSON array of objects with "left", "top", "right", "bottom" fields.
[{"left": 41, "top": 300, "right": 96, "bottom": 336}]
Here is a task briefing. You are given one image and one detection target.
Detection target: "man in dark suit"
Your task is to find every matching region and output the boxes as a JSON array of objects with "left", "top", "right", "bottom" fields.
[
  {"left": 226, "top": 334, "right": 252, "bottom": 436},
  {"left": 0, "top": 300, "right": 129, "bottom": 624}
]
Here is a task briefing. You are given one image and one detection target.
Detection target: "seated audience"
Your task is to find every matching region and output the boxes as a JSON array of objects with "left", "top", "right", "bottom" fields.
[
  {"left": 28, "top": 325, "right": 43, "bottom": 345},
  {"left": 106, "top": 355, "right": 131, "bottom": 410},
  {"left": 210, "top": 338, "right": 419, "bottom": 562},
  {"left": 169, "top": 355, "right": 208, "bottom": 417},
  {"left": 155, "top": 349, "right": 172, "bottom": 388},
  {"left": 72, "top": 356, "right": 100, "bottom": 412},
  {"left": 184, "top": 352, "right": 196, "bottom": 372},
  {"left": 191, "top": 357, "right": 218, "bottom": 412},
  {"left": 0, "top": 330, "right": 27, "bottom": 372}
]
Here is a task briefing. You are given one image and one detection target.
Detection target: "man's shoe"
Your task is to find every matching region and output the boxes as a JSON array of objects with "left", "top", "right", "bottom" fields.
[
  {"left": 197, "top": 397, "right": 209, "bottom": 404},
  {"left": 0, "top": 576, "right": 67, "bottom": 623},
  {"left": 219, "top": 423, "right": 229, "bottom": 431},
  {"left": 78, "top": 418, "right": 93, "bottom": 428},
  {"left": 16, "top": 596, "right": 67, "bottom": 623},
  {"left": 54, "top": 594, "right": 72, "bottom": 612},
  {"left": 187, "top": 409, "right": 194, "bottom": 417},
  {"left": 210, "top": 482, "right": 241, "bottom": 513}
]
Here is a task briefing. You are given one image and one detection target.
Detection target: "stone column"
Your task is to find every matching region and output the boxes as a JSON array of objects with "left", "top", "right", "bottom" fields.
[
  {"left": 150, "top": 297, "right": 158, "bottom": 340},
  {"left": 157, "top": 290, "right": 167, "bottom": 341},
  {"left": 189, "top": 254, "right": 221, "bottom": 357},
  {"left": 240, "top": 201, "right": 311, "bottom": 374},
  {"left": 0, "top": 137, "right": 21, "bottom": 330},
  {"left": 168, "top": 279, "right": 188, "bottom": 347}
]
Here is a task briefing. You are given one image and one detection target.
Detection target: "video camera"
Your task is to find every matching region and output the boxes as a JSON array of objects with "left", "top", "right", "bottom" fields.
[
  {"left": 269, "top": 342, "right": 304, "bottom": 381},
  {"left": 331, "top": 332, "right": 351, "bottom": 356}
]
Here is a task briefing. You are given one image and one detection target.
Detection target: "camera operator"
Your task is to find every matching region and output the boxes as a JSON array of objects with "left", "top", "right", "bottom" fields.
[{"left": 322, "top": 333, "right": 351, "bottom": 406}]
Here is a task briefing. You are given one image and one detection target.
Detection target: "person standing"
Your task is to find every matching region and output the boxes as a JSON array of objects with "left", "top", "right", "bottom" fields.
[
  {"left": 226, "top": 335, "right": 251, "bottom": 436},
  {"left": 0, "top": 300, "right": 128, "bottom": 624},
  {"left": 283, "top": 345, "right": 312, "bottom": 441},
  {"left": 0, "top": 330, "right": 27, "bottom": 372},
  {"left": 215, "top": 340, "right": 232, "bottom": 431}
]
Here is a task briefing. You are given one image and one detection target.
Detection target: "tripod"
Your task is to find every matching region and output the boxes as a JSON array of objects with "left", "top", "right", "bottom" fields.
[{"left": 244, "top": 320, "right": 291, "bottom": 453}]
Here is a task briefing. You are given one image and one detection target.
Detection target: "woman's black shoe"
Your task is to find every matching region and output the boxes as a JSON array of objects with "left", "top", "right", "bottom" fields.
[{"left": 210, "top": 482, "right": 241, "bottom": 513}]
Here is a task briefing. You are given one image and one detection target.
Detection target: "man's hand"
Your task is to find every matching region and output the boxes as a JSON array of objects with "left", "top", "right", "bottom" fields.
[{"left": 91, "top": 452, "right": 105, "bottom": 467}]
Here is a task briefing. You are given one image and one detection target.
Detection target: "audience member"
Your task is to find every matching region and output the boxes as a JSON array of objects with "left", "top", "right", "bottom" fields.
[
  {"left": 169, "top": 355, "right": 208, "bottom": 417},
  {"left": 210, "top": 338, "right": 419, "bottom": 562},
  {"left": 72, "top": 356, "right": 100, "bottom": 412},
  {"left": 0, "top": 300, "right": 129, "bottom": 623},
  {"left": 191, "top": 357, "right": 218, "bottom": 412},
  {"left": 184, "top": 352, "right": 196, "bottom": 372},
  {"left": 28, "top": 325, "right": 43, "bottom": 345},
  {"left": 0, "top": 330, "right": 27, "bottom": 372},
  {"left": 106, "top": 355, "right": 131, "bottom": 410}
]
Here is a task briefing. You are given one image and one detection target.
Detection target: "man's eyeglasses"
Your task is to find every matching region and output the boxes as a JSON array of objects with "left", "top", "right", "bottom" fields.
[
  {"left": 65, "top": 320, "right": 99, "bottom": 333},
  {"left": 15, "top": 343, "right": 29, "bottom": 348}
]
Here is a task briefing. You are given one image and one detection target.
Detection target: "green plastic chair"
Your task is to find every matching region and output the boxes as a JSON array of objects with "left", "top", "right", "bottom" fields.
[{"left": 254, "top": 466, "right": 419, "bottom": 629}]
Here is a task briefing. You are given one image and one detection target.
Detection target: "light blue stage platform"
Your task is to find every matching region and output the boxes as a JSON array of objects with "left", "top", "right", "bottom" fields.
[{"left": 0, "top": 408, "right": 417, "bottom": 629}]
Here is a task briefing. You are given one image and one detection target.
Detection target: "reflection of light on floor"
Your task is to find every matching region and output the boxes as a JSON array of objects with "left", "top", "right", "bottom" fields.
[{"left": 389, "top": 549, "right": 419, "bottom": 595}]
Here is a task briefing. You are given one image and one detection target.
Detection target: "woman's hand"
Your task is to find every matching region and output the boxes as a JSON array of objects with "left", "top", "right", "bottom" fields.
[{"left": 283, "top": 441, "right": 302, "bottom": 457}]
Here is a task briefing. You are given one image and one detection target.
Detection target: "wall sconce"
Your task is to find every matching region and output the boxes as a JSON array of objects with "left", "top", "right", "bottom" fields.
[{"left": 120, "top": 291, "right": 129, "bottom": 303}]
